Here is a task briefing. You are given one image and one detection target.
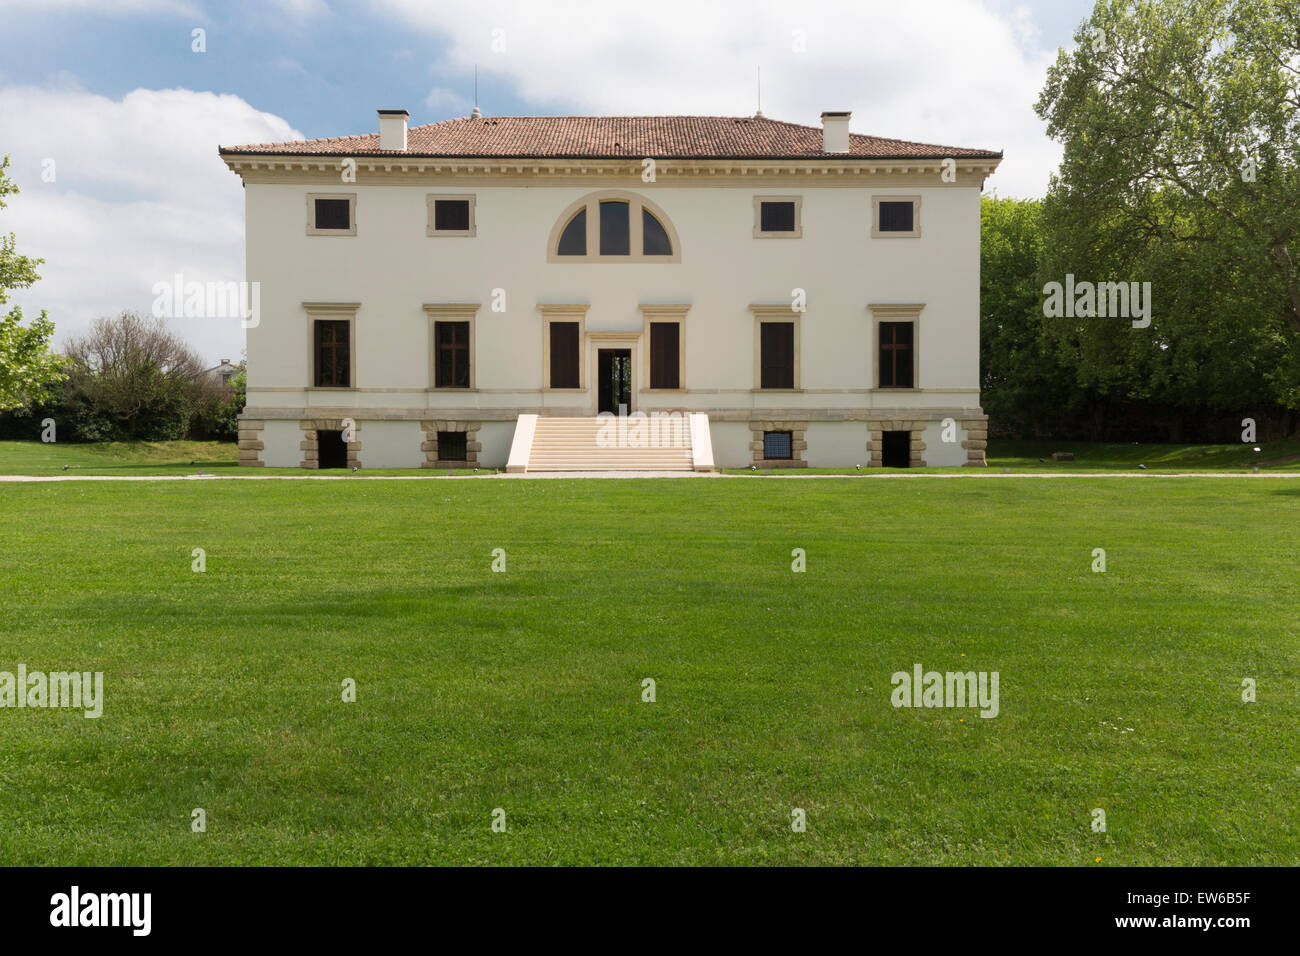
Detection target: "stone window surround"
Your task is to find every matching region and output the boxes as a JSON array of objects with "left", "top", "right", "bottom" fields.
[
  {"left": 426, "top": 193, "right": 477, "bottom": 237},
  {"left": 752, "top": 195, "right": 803, "bottom": 238},
  {"left": 539, "top": 303, "right": 589, "bottom": 392},
  {"left": 750, "top": 303, "right": 803, "bottom": 392},
  {"left": 749, "top": 419, "right": 808, "bottom": 468},
  {"left": 305, "top": 302, "right": 360, "bottom": 390},
  {"left": 868, "top": 303, "right": 923, "bottom": 391},
  {"left": 871, "top": 194, "right": 922, "bottom": 238},
  {"left": 421, "top": 420, "right": 482, "bottom": 467},
  {"left": 425, "top": 303, "right": 480, "bottom": 391},
  {"left": 640, "top": 304, "right": 689, "bottom": 392},
  {"left": 299, "top": 417, "right": 362, "bottom": 469},
  {"left": 306, "top": 192, "right": 357, "bottom": 236}
]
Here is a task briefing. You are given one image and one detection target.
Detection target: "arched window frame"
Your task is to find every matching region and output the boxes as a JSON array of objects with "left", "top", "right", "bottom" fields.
[{"left": 547, "top": 190, "right": 682, "bottom": 263}]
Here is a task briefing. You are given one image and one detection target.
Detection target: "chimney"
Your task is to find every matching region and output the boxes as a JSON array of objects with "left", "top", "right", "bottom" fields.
[
  {"left": 821, "top": 111, "right": 851, "bottom": 153},
  {"left": 378, "top": 109, "right": 409, "bottom": 151}
]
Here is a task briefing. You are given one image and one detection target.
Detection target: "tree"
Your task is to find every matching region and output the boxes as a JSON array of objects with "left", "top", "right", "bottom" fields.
[
  {"left": 980, "top": 195, "right": 1083, "bottom": 435},
  {"left": 1034, "top": 0, "right": 1300, "bottom": 419},
  {"left": 62, "top": 311, "right": 209, "bottom": 441},
  {"left": 0, "top": 154, "right": 64, "bottom": 412}
]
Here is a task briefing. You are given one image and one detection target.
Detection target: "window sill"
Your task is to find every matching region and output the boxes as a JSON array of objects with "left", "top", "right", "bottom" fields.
[
  {"left": 426, "top": 387, "right": 478, "bottom": 392},
  {"left": 641, "top": 388, "right": 683, "bottom": 393},
  {"left": 751, "top": 388, "right": 804, "bottom": 393},
  {"left": 308, "top": 385, "right": 355, "bottom": 390},
  {"left": 544, "top": 388, "right": 588, "bottom": 393}
]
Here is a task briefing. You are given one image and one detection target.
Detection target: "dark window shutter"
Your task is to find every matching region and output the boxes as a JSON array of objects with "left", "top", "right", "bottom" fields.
[
  {"left": 760, "top": 322, "right": 795, "bottom": 389},
  {"left": 314, "top": 320, "right": 349, "bottom": 387},
  {"left": 436, "top": 321, "right": 470, "bottom": 388},
  {"left": 549, "top": 322, "right": 580, "bottom": 389},
  {"left": 650, "top": 323, "right": 680, "bottom": 389},
  {"left": 878, "top": 201, "right": 914, "bottom": 233},
  {"left": 879, "top": 321, "right": 914, "bottom": 388},
  {"left": 434, "top": 199, "right": 471, "bottom": 232},
  {"left": 314, "top": 198, "right": 351, "bottom": 230},
  {"left": 760, "top": 201, "right": 796, "bottom": 232}
]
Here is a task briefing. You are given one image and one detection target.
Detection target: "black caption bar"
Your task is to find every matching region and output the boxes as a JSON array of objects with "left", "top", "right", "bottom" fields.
[{"left": 0, "top": 866, "right": 1282, "bottom": 942}]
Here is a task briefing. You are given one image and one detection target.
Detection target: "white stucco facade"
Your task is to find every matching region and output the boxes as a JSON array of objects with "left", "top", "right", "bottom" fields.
[{"left": 224, "top": 113, "right": 998, "bottom": 469}]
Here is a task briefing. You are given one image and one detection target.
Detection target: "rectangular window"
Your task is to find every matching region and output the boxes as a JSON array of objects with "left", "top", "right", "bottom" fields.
[
  {"left": 760, "top": 321, "right": 795, "bottom": 389},
  {"left": 599, "top": 200, "right": 630, "bottom": 256},
  {"left": 873, "top": 196, "right": 921, "bottom": 237},
  {"left": 437, "top": 431, "right": 468, "bottom": 461},
  {"left": 314, "top": 198, "right": 351, "bottom": 230},
  {"left": 760, "top": 201, "right": 796, "bottom": 232},
  {"left": 878, "top": 321, "right": 915, "bottom": 388},
  {"left": 649, "top": 322, "right": 680, "bottom": 389},
  {"left": 763, "top": 431, "right": 793, "bottom": 460},
  {"left": 313, "top": 320, "right": 351, "bottom": 387},
  {"left": 549, "top": 321, "right": 580, "bottom": 389},
  {"left": 428, "top": 195, "right": 475, "bottom": 236},
  {"left": 435, "top": 321, "right": 470, "bottom": 388},
  {"left": 754, "top": 196, "right": 802, "bottom": 237}
]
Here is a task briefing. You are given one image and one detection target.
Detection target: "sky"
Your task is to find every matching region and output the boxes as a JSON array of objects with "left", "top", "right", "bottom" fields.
[{"left": 0, "top": 0, "right": 1097, "bottom": 364}]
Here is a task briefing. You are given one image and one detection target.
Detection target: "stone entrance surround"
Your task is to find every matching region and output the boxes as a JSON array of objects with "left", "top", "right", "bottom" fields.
[
  {"left": 865, "top": 414, "right": 988, "bottom": 467},
  {"left": 298, "top": 418, "right": 362, "bottom": 469}
]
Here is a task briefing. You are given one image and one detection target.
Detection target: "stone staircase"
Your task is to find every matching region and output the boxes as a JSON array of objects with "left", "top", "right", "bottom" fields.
[{"left": 508, "top": 413, "right": 714, "bottom": 472}]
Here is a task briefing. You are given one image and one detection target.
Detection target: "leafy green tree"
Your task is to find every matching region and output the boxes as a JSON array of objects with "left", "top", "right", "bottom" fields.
[
  {"left": 0, "top": 154, "right": 64, "bottom": 412},
  {"left": 980, "top": 195, "right": 1083, "bottom": 434},
  {"left": 1034, "top": 0, "right": 1300, "bottom": 419}
]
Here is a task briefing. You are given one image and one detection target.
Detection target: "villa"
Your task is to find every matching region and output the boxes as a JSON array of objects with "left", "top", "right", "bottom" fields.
[{"left": 219, "top": 109, "right": 1000, "bottom": 470}]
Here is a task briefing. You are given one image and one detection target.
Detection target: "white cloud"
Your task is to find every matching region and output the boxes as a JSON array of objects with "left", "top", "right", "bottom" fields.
[
  {"left": 0, "top": 0, "right": 200, "bottom": 14},
  {"left": 0, "top": 84, "right": 301, "bottom": 363},
  {"left": 382, "top": 0, "right": 1060, "bottom": 197},
  {"left": 424, "top": 85, "right": 472, "bottom": 116}
]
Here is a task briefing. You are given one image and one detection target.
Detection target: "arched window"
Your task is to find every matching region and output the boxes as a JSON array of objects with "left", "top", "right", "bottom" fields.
[{"left": 548, "top": 191, "right": 681, "bottom": 263}]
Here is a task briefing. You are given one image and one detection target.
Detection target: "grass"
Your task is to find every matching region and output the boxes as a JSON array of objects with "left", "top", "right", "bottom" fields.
[
  {"left": 0, "top": 477, "right": 1296, "bottom": 865},
  {"left": 0, "top": 441, "right": 485, "bottom": 476}
]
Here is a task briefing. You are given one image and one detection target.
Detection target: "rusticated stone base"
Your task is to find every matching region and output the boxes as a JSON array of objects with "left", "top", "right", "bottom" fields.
[
  {"left": 748, "top": 419, "right": 808, "bottom": 468},
  {"left": 419, "top": 420, "right": 482, "bottom": 467},
  {"left": 299, "top": 418, "right": 361, "bottom": 469}
]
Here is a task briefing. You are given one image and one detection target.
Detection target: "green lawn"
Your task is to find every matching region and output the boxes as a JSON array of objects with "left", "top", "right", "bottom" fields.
[{"left": 0, "top": 477, "right": 1296, "bottom": 865}]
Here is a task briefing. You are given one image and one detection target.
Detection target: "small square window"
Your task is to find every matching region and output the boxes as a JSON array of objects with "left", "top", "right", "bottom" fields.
[
  {"left": 315, "top": 199, "right": 350, "bottom": 230},
  {"left": 309, "top": 195, "right": 355, "bottom": 235},
  {"left": 754, "top": 197, "right": 802, "bottom": 238},
  {"left": 437, "top": 431, "right": 468, "bottom": 461},
  {"left": 763, "top": 431, "right": 793, "bottom": 460},
  {"left": 428, "top": 196, "right": 475, "bottom": 236},
  {"left": 873, "top": 196, "right": 920, "bottom": 237}
]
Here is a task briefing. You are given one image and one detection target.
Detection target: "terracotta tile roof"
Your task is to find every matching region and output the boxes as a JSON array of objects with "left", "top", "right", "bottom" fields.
[{"left": 220, "top": 115, "right": 1001, "bottom": 160}]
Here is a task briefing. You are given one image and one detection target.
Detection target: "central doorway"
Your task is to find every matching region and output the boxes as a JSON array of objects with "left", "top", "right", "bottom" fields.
[{"left": 598, "top": 348, "right": 632, "bottom": 414}]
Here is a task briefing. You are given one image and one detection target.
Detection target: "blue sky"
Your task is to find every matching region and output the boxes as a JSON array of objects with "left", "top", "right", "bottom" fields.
[{"left": 0, "top": 0, "right": 1098, "bottom": 362}]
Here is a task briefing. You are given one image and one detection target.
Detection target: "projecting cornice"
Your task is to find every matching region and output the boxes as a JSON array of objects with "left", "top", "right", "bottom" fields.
[{"left": 221, "top": 156, "right": 999, "bottom": 188}]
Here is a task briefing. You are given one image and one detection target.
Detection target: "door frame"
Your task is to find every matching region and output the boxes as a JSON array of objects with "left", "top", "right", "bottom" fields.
[{"left": 587, "top": 330, "right": 640, "bottom": 414}]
